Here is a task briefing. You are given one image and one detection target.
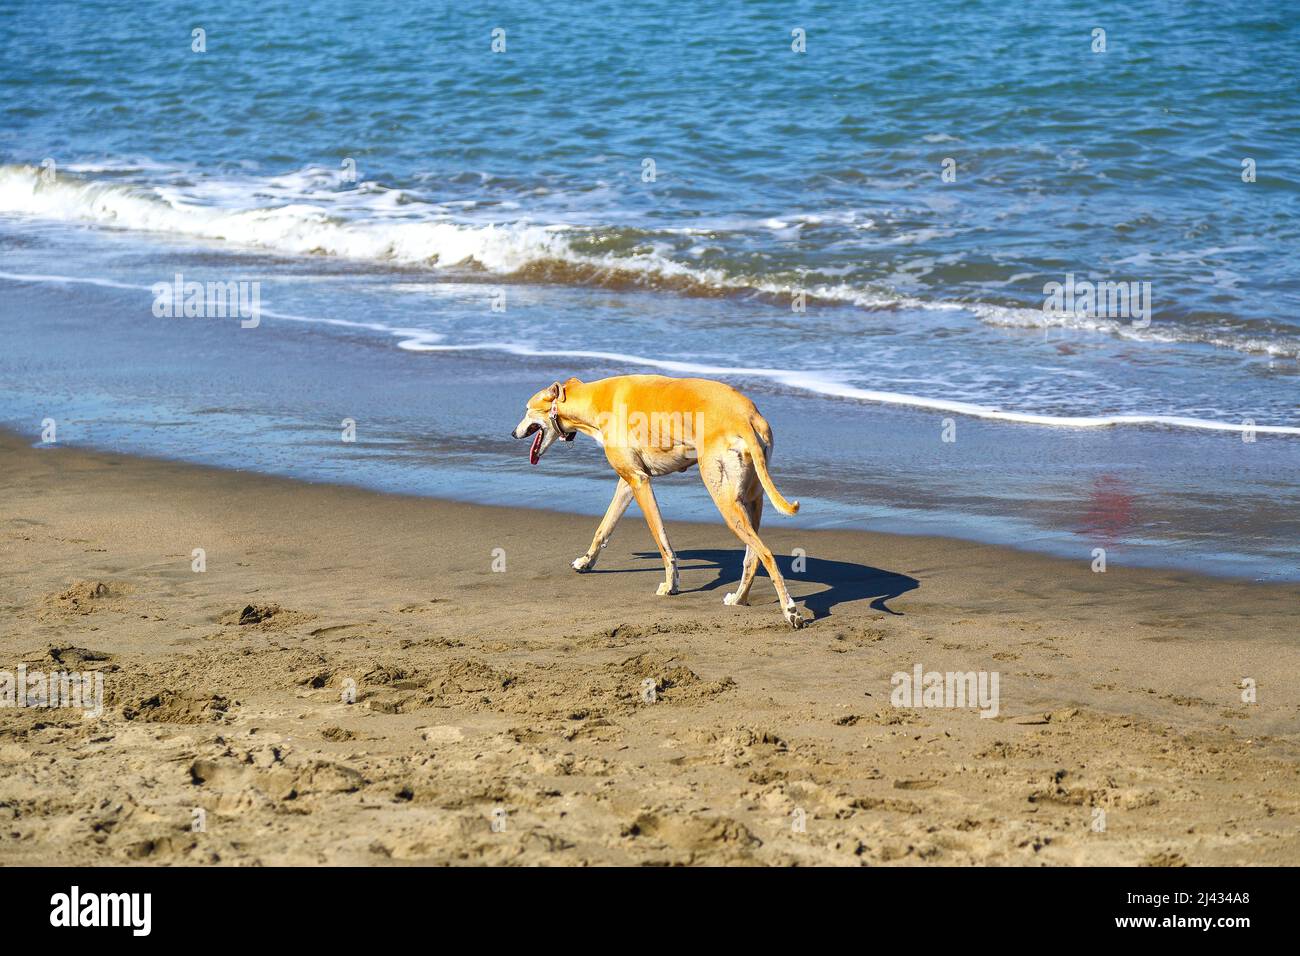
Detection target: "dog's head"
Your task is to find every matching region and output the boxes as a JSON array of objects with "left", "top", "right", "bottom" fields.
[{"left": 512, "top": 379, "right": 579, "bottom": 465}]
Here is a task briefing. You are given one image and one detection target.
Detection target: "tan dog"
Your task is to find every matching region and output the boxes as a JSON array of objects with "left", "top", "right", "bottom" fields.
[{"left": 511, "top": 374, "right": 806, "bottom": 628}]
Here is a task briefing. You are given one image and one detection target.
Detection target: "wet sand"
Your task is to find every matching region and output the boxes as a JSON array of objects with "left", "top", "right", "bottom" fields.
[{"left": 1, "top": 429, "right": 1298, "bottom": 865}]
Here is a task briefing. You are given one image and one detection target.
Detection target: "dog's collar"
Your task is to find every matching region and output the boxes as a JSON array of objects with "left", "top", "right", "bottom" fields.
[{"left": 549, "top": 401, "right": 577, "bottom": 441}]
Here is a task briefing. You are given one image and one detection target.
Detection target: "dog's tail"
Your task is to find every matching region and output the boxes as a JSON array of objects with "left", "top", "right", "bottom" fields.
[{"left": 745, "top": 418, "right": 800, "bottom": 516}]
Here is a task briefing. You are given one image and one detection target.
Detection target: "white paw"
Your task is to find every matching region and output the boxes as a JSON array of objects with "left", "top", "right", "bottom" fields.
[
  {"left": 783, "top": 603, "right": 807, "bottom": 629},
  {"left": 656, "top": 582, "right": 678, "bottom": 596},
  {"left": 723, "top": 592, "right": 748, "bottom": 607},
  {"left": 572, "top": 555, "right": 593, "bottom": 572}
]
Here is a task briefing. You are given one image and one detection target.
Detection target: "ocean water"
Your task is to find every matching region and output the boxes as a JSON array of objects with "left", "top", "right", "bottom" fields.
[{"left": 1, "top": 0, "right": 1297, "bottom": 578}]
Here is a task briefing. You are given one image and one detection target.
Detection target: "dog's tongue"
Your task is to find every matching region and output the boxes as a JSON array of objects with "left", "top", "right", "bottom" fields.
[{"left": 529, "top": 429, "right": 542, "bottom": 465}]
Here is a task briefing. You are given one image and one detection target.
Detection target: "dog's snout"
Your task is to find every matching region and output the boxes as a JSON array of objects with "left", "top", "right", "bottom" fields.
[{"left": 512, "top": 422, "right": 542, "bottom": 439}]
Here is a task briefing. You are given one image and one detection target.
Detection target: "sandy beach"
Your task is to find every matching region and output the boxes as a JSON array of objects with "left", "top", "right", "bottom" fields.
[{"left": 0, "top": 427, "right": 1297, "bottom": 866}]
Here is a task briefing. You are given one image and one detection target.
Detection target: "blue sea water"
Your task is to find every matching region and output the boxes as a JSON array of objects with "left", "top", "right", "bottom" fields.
[{"left": 0, "top": 0, "right": 1297, "bottom": 577}]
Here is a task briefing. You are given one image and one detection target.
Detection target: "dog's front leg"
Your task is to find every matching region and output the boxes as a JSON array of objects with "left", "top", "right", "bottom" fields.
[
  {"left": 573, "top": 478, "right": 633, "bottom": 572},
  {"left": 629, "top": 476, "right": 679, "bottom": 595}
]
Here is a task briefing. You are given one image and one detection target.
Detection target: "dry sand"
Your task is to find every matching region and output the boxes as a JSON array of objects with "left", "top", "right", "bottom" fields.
[{"left": 1, "top": 429, "right": 1298, "bottom": 866}]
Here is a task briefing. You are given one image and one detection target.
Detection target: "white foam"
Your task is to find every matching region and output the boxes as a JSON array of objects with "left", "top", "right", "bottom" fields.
[
  {"left": 2, "top": 163, "right": 1297, "bottom": 361},
  {"left": 0, "top": 164, "right": 574, "bottom": 272}
]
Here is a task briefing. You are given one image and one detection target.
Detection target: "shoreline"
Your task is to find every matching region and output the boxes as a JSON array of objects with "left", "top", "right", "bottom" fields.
[
  {"left": 3, "top": 254, "right": 1298, "bottom": 583},
  {"left": 2, "top": 429, "right": 1299, "bottom": 865}
]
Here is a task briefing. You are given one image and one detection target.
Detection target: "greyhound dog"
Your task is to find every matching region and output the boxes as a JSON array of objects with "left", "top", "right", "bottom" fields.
[{"left": 511, "top": 374, "right": 806, "bottom": 628}]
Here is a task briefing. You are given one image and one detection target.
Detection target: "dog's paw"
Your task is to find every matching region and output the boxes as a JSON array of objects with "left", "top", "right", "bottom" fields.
[
  {"left": 571, "top": 555, "right": 594, "bottom": 572},
  {"left": 723, "top": 591, "right": 749, "bottom": 607},
  {"left": 655, "top": 582, "right": 679, "bottom": 596},
  {"left": 783, "top": 603, "right": 807, "bottom": 629}
]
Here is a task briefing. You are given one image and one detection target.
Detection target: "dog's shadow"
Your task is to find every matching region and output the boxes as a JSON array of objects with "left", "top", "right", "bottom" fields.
[{"left": 622, "top": 548, "right": 919, "bottom": 618}]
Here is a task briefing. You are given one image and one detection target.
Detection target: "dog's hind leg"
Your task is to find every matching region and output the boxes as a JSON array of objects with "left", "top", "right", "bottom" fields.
[
  {"left": 703, "top": 456, "right": 803, "bottom": 628},
  {"left": 629, "top": 476, "right": 679, "bottom": 596},
  {"left": 723, "top": 486, "right": 763, "bottom": 607},
  {"left": 573, "top": 478, "right": 633, "bottom": 572}
]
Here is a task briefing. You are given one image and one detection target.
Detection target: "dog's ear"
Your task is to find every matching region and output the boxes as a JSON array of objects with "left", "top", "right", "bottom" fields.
[
  {"left": 548, "top": 381, "right": 566, "bottom": 403},
  {"left": 562, "top": 376, "right": 582, "bottom": 391}
]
